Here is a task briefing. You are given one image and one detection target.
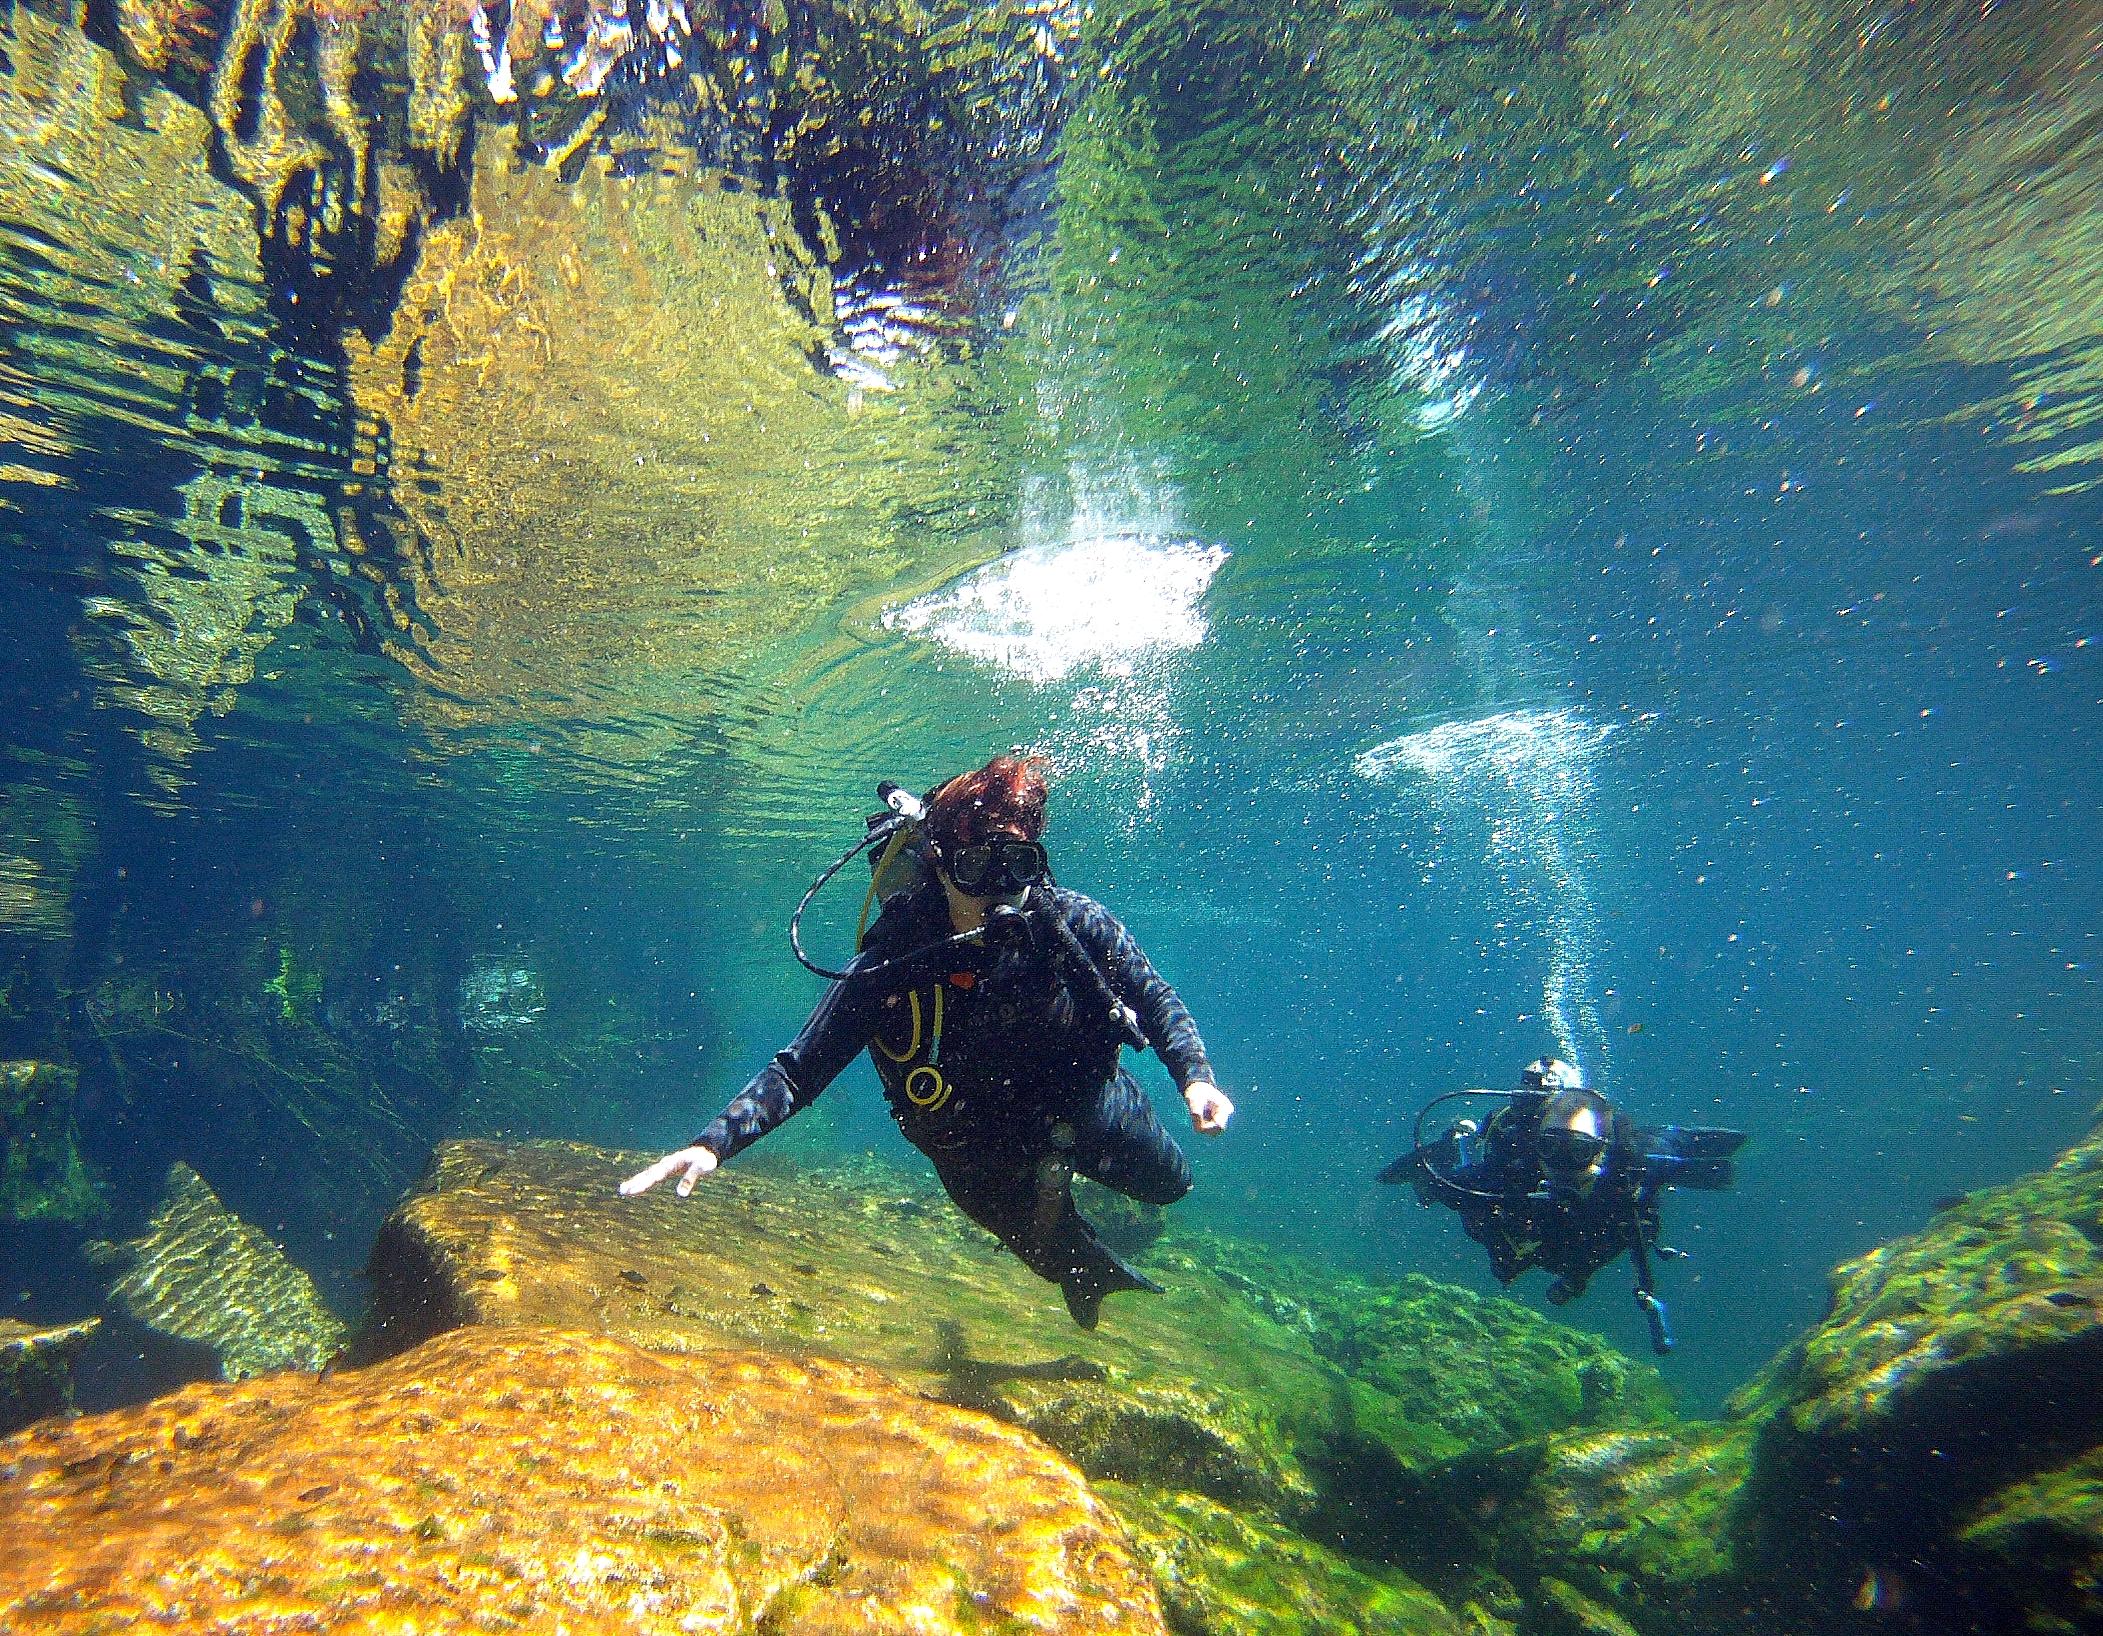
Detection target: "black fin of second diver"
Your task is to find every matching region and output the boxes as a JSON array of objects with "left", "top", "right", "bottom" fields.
[{"left": 1376, "top": 1150, "right": 1418, "bottom": 1185}]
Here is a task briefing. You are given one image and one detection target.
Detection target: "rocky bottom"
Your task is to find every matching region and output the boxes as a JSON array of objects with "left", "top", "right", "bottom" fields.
[{"left": 7, "top": 1125, "right": 2103, "bottom": 1636}]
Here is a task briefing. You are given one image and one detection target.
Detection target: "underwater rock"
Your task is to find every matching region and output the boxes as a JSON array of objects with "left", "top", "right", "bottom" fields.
[
  {"left": 1956, "top": 1445, "right": 2103, "bottom": 1635},
  {"left": 360, "top": 1139, "right": 1341, "bottom": 1510},
  {"left": 1101, "top": 1481, "right": 1468, "bottom": 1636},
  {"left": 1724, "top": 1124, "right": 2103, "bottom": 1628},
  {"left": 0, "top": 1326, "right": 1164, "bottom": 1635},
  {"left": 1390, "top": 1420, "right": 1759, "bottom": 1636},
  {"left": 0, "top": 1318, "right": 101, "bottom": 1437},
  {"left": 1170, "top": 1241, "right": 1674, "bottom": 1470},
  {"left": 0, "top": 1061, "right": 106, "bottom": 1224},
  {"left": 84, "top": 1161, "right": 346, "bottom": 1379}
]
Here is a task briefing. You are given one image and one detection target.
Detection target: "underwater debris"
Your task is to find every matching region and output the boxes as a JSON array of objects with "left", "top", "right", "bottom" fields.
[
  {"left": 0, "top": 1061, "right": 107, "bottom": 1225},
  {"left": 0, "top": 1328, "right": 1164, "bottom": 1635},
  {"left": 0, "top": 1318, "right": 101, "bottom": 1437},
  {"left": 83, "top": 1162, "right": 345, "bottom": 1379}
]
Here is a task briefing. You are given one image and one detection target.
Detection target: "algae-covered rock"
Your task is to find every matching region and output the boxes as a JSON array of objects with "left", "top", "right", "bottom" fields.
[
  {"left": 1175, "top": 1242, "right": 1674, "bottom": 1471},
  {"left": 0, "top": 1327, "right": 1166, "bottom": 1635},
  {"left": 1958, "top": 1446, "right": 2103, "bottom": 1635},
  {"left": 0, "top": 1318, "right": 100, "bottom": 1437},
  {"left": 84, "top": 1161, "right": 346, "bottom": 1379},
  {"left": 1715, "top": 1123, "right": 2103, "bottom": 1631},
  {"left": 0, "top": 1061, "right": 106, "bottom": 1224},
  {"left": 1746, "top": 1127, "right": 2103, "bottom": 1547},
  {"left": 361, "top": 1138, "right": 1340, "bottom": 1510},
  {"left": 1102, "top": 1482, "right": 1467, "bottom": 1636},
  {"left": 1392, "top": 1420, "right": 1758, "bottom": 1636}
]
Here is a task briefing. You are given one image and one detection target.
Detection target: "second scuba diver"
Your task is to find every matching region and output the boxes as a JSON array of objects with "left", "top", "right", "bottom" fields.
[
  {"left": 621, "top": 753, "right": 1234, "bottom": 1328},
  {"left": 1381, "top": 1058, "right": 1746, "bottom": 1352}
]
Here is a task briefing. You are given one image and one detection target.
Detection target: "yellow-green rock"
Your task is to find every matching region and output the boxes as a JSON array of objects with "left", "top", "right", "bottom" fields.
[
  {"left": 0, "top": 1327, "right": 1167, "bottom": 1635},
  {"left": 0, "top": 1318, "right": 101, "bottom": 1437},
  {"left": 84, "top": 1161, "right": 346, "bottom": 1378},
  {"left": 1102, "top": 1482, "right": 1467, "bottom": 1636}
]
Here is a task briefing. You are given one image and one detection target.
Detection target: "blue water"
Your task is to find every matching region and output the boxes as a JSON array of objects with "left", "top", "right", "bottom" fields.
[{"left": 0, "top": 0, "right": 2098, "bottom": 1432}]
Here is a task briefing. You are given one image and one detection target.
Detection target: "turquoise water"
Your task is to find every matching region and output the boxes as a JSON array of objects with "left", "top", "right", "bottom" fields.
[{"left": 0, "top": 0, "right": 2098, "bottom": 1435}]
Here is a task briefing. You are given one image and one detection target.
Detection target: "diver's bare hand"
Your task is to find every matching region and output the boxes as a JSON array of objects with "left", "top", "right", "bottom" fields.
[
  {"left": 1184, "top": 1082, "right": 1233, "bottom": 1135},
  {"left": 619, "top": 1146, "right": 718, "bottom": 1198}
]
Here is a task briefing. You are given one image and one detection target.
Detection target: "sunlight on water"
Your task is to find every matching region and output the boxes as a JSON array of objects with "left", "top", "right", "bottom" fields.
[
  {"left": 882, "top": 469, "right": 1229, "bottom": 808},
  {"left": 1356, "top": 708, "right": 1617, "bottom": 1081},
  {"left": 884, "top": 532, "right": 1227, "bottom": 686}
]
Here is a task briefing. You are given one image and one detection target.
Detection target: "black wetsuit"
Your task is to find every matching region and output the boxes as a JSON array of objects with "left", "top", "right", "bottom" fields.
[
  {"left": 1409, "top": 1094, "right": 1660, "bottom": 1302},
  {"left": 691, "top": 881, "right": 1212, "bottom": 1322}
]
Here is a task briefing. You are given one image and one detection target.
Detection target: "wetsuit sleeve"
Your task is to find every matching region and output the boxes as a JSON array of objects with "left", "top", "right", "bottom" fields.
[
  {"left": 687, "top": 945, "right": 891, "bottom": 1162},
  {"left": 1067, "top": 896, "right": 1216, "bottom": 1091}
]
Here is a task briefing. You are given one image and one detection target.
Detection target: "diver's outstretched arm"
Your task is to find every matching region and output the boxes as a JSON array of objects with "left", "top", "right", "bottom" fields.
[{"left": 619, "top": 1145, "right": 719, "bottom": 1197}]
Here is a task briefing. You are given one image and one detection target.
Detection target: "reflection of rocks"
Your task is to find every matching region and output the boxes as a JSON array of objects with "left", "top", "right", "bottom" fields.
[
  {"left": 340, "top": 155, "right": 1009, "bottom": 746},
  {"left": 0, "top": 1318, "right": 101, "bottom": 1437},
  {"left": 0, "top": 1327, "right": 1165, "bottom": 1635},
  {"left": 0, "top": 1061, "right": 106, "bottom": 1224},
  {"left": 1104, "top": 1482, "right": 1467, "bottom": 1636},
  {"left": 84, "top": 1162, "right": 345, "bottom": 1379}
]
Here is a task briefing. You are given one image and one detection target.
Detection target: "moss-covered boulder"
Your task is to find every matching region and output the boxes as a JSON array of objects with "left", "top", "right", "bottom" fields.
[
  {"left": 0, "top": 1061, "right": 106, "bottom": 1224},
  {"left": 1956, "top": 1446, "right": 2103, "bottom": 1636},
  {"left": 0, "top": 1327, "right": 1165, "bottom": 1635},
  {"left": 0, "top": 1318, "right": 100, "bottom": 1437},
  {"left": 1101, "top": 1482, "right": 1470, "bottom": 1636},
  {"left": 1387, "top": 1420, "right": 1763, "bottom": 1636},
  {"left": 360, "top": 1139, "right": 1342, "bottom": 1511},
  {"left": 1172, "top": 1240, "right": 1674, "bottom": 1473},
  {"left": 360, "top": 1140, "right": 1670, "bottom": 1525},
  {"left": 1731, "top": 1125, "right": 2103, "bottom": 1630}
]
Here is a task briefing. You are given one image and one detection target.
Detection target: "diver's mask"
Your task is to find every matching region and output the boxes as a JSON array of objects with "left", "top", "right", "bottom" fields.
[
  {"left": 1536, "top": 1090, "right": 1613, "bottom": 1197},
  {"left": 939, "top": 837, "right": 1049, "bottom": 897}
]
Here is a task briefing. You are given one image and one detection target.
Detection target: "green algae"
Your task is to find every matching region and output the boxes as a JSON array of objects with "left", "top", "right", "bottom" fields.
[
  {"left": 1102, "top": 1483, "right": 1467, "bottom": 1636},
  {"left": 1165, "top": 1241, "right": 1675, "bottom": 1472},
  {"left": 264, "top": 944, "right": 325, "bottom": 1025},
  {"left": 0, "top": 1061, "right": 107, "bottom": 1225}
]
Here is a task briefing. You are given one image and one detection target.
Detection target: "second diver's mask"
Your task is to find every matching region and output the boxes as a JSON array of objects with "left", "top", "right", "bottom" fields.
[
  {"left": 1536, "top": 1088, "right": 1614, "bottom": 1197},
  {"left": 939, "top": 837, "right": 1049, "bottom": 897}
]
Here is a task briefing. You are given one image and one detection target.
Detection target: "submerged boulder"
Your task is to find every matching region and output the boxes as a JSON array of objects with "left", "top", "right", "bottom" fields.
[
  {"left": 0, "top": 1318, "right": 101, "bottom": 1437},
  {"left": 360, "top": 1138, "right": 1342, "bottom": 1510},
  {"left": 1103, "top": 1482, "right": 1470, "bottom": 1636},
  {"left": 84, "top": 1161, "right": 346, "bottom": 1379},
  {"left": 360, "top": 1139, "right": 1670, "bottom": 1520},
  {"left": 1729, "top": 1125, "right": 2103, "bottom": 1629},
  {"left": 0, "top": 1327, "right": 1163, "bottom": 1635}
]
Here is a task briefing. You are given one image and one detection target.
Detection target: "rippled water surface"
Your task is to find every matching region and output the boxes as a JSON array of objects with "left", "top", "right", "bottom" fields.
[{"left": 1, "top": 0, "right": 2099, "bottom": 1419}]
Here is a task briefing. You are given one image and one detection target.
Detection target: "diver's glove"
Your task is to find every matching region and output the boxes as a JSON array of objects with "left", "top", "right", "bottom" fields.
[{"left": 619, "top": 1145, "right": 719, "bottom": 1198}]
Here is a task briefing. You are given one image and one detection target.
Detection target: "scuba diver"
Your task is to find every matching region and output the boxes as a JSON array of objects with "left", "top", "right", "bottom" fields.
[
  {"left": 1380, "top": 1058, "right": 1745, "bottom": 1353},
  {"left": 621, "top": 753, "right": 1235, "bottom": 1328}
]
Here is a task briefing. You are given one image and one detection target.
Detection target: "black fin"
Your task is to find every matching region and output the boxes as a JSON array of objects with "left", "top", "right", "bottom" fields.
[{"left": 1376, "top": 1151, "right": 1419, "bottom": 1185}]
